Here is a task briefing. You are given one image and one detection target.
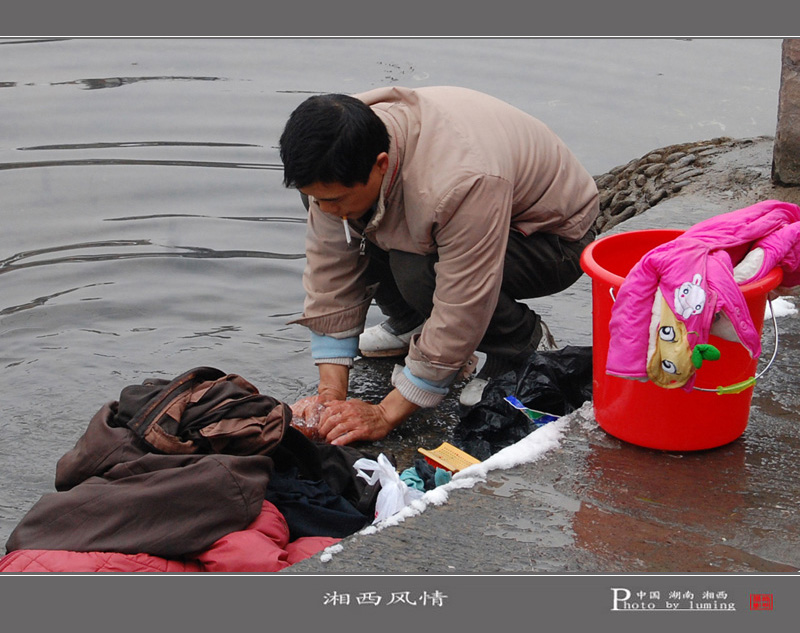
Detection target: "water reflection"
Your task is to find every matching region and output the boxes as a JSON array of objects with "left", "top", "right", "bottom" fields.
[
  {"left": 6, "top": 142, "right": 281, "bottom": 172},
  {"left": 181, "top": 325, "right": 241, "bottom": 340},
  {"left": 0, "top": 240, "right": 150, "bottom": 269},
  {"left": 572, "top": 439, "right": 748, "bottom": 570},
  {"left": 106, "top": 213, "right": 305, "bottom": 224},
  {"left": 0, "top": 282, "right": 112, "bottom": 316},
  {"left": 52, "top": 76, "right": 225, "bottom": 90},
  {"left": 0, "top": 158, "right": 280, "bottom": 171},
  {"left": 19, "top": 141, "right": 261, "bottom": 150},
  {"left": 0, "top": 239, "right": 304, "bottom": 277}
]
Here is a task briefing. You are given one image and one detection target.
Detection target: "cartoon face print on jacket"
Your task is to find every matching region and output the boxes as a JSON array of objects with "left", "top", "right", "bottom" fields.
[
  {"left": 646, "top": 292, "right": 721, "bottom": 389},
  {"left": 647, "top": 294, "right": 695, "bottom": 388},
  {"left": 674, "top": 273, "right": 707, "bottom": 319}
]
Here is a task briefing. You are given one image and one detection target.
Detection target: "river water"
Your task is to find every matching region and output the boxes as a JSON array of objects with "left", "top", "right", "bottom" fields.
[{"left": 0, "top": 37, "right": 784, "bottom": 547}]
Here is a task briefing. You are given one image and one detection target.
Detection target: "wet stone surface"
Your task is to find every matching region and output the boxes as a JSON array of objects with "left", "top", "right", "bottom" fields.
[{"left": 345, "top": 356, "right": 468, "bottom": 468}]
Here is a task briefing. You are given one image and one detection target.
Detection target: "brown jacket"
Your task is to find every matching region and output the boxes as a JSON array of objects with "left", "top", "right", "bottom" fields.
[
  {"left": 293, "top": 86, "right": 599, "bottom": 404},
  {"left": 5, "top": 368, "right": 289, "bottom": 557}
]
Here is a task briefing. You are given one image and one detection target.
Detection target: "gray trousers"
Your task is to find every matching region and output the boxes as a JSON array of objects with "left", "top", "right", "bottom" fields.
[{"left": 364, "top": 226, "right": 595, "bottom": 365}]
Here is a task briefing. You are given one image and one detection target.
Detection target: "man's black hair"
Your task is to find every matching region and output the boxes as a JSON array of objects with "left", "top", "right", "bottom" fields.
[{"left": 279, "top": 93, "right": 390, "bottom": 189}]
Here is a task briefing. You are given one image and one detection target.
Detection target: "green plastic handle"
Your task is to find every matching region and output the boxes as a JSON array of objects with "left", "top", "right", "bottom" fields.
[{"left": 715, "top": 377, "right": 757, "bottom": 395}]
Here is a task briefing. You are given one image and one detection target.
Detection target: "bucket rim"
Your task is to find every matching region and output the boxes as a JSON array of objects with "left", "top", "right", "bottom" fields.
[
  {"left": 580, "top": 228, "right": 784, "bottom": 295},
  {"left": 580, "top": 229, "right": 683, "bottom": 287}
]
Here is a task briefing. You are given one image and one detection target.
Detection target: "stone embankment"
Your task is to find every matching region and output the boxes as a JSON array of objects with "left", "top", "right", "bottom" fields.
[{"left": 592, "top": 136, "right": 767, "bottom": 233}]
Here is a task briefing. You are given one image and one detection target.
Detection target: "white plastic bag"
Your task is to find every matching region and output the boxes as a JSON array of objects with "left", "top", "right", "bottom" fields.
[{"left": 353, "top": 453, "right": 425, "bottom": 524}]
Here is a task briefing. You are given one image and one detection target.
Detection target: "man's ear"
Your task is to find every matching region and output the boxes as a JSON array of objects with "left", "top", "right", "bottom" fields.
[{"left": 376, "top": 152, "right": 390, "bottom": 175}]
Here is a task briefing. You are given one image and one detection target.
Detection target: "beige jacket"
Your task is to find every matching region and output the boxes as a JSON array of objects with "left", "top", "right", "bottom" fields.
[{"left": 292, "top": 86, "right": 599, "bottom": 406}]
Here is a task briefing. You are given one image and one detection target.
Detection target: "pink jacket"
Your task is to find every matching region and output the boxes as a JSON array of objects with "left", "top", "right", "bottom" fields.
[
  {"left": 0, "top": 501, "right": 338, "bottom": 573},
  {"left": 606, "top": 200, "right": 800, "bottom": 389}
]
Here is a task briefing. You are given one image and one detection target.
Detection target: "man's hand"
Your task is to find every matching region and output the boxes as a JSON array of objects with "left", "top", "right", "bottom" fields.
[
  {"left": 317, "top": 388, "right": 420, "bottom": 446},
  {"left": 289, "top": 363, "right": 351, "bottom": 440},
  {"left": 290, "top": 395, "right": 325, "bottom": 421}
]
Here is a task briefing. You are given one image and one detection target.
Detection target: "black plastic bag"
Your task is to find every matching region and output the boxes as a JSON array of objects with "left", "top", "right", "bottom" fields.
[{"left": 454, "top": 346, "right": 593, "bottom": 460}]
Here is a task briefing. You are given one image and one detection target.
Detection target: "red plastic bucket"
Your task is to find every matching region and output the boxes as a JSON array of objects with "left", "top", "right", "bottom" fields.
[{"left": 580, "top": 229, "right": 783, "bottom": 451}]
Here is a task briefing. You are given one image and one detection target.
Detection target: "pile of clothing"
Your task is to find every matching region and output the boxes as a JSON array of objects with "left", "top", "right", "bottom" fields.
[{"left": 0, "top": 367, "right": 382, "bottom": 573}]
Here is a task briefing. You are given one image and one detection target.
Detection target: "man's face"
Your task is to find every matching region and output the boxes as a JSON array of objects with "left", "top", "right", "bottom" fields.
[{"left": 299, "top": 153, "right": 388, "bottom": 221}]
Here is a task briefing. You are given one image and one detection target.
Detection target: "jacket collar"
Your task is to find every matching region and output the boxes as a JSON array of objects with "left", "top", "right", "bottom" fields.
[{"left": 368, "top": 108, "right": 404, "bottom": 231}]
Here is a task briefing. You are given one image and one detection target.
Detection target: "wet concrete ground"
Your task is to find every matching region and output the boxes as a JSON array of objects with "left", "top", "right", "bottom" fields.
[{"left": 284, "top": 137, "right": 800, "bottom": 574}]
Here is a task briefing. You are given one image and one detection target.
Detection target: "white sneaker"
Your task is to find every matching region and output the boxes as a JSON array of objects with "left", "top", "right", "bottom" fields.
[
  {"left": 458, "top": 321, "right": 557, "bottom": 407},
  {"left": 359, "top": 322, "right": 423, "bottom": 358},
  {"left": 458, "top": 377, "right": 488, "bottom": 408}
]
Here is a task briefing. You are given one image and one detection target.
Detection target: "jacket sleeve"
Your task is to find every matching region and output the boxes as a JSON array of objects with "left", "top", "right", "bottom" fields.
[
  {"left": 398, "top": 175, "right": 512, "bottom": 405},
  {"left": 289, "top": 201, "right": 374, "bottom": 339},
  {"left": 749, "top": 221, "right": 800, "bottom": 289},
  {"left": 605, "top": 251, "right": 664, "bottom": 380}
]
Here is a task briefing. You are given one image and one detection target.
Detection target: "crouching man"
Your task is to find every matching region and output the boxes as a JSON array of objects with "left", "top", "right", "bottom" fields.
[{"left": 279, "top": 85, "right": 598, "bottom": 446}]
